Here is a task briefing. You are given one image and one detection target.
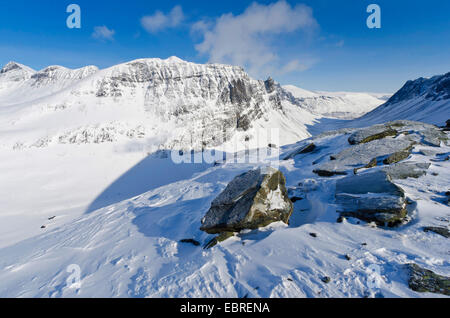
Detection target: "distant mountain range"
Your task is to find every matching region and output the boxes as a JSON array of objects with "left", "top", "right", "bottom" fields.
[{"left": 0, "top": 57, "right": 390, "bottom": 152}]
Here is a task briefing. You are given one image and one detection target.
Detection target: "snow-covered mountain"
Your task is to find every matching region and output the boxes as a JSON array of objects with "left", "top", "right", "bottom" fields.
[
  {"left": 0, "top": 57, "right": 320, "bottom": 153},
  {"left": 0, "top": 58, "right": 387, "bottom": 153},
  {"left": 354, "top": 72, "right": 450, "bottom": 127},
  {"left": 283, "top": 84, "right": 389, "bottom": 119}
]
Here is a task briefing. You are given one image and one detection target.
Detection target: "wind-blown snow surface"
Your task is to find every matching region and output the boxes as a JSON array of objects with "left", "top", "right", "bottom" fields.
[{"left": 0, "top": 129, "right": 448, "bottom": 298}]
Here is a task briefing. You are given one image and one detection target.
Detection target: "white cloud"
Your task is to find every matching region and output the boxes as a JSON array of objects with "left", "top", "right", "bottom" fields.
[
  {"left": 141, "top": 5, "right": 184, "bottom": 34},
  {"left": 192, "top": 1, "right": 318, "bottom": 78},
  {"left": 280, "top": 59, "right": 309, "bottom": 74},
  {"left": 92, "top": 26, "right": 115, "bottom": 41}
]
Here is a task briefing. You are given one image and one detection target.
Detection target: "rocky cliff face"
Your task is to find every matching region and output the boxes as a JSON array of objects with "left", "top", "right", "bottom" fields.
[{"left": 386, "top": 72, "right": 450, "bottom": 104}]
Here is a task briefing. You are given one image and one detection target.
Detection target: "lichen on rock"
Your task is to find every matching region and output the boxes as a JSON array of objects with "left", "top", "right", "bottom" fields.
[
  {"left": 407, "top": 263, "right": 450, "bottom": 296},
  {"left": 200, "top": 167, "right": 293, "bottom": 235}
]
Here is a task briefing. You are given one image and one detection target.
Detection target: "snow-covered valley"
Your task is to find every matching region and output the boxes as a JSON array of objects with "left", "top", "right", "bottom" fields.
[{"left": 0, "top": 58, "right": 449, "bottom": 298}]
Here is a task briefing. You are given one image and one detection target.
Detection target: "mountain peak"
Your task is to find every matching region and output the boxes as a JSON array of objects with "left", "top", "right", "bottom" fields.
[
  {"left": 386, "top": 72, "right": 450, "bottom": 104},
  {"left": 1, "top": 61, "right": 35, "bottom": 74},
  {"left": 165, "top": 56, "right": 185, "bottom": 63}
]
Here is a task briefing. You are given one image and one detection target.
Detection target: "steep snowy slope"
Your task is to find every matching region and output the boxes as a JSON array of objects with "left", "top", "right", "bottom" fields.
[
  {"left": 354, "top": 72, "right": 450, "bottom": 127},
  {"left": 283, "top": 85, "right": 389, "bottom": 119}
]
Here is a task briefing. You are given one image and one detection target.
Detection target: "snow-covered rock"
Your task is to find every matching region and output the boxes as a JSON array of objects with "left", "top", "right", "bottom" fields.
[
  {"left": 335, "top": 170, "right": 407, "bottom": 226},
  {"left": 200, "top": 167, "right": 293, "bottom": 234},
  {"left": 314, "top": 120, "right": 447, "bottom": 177},
  {"left": 383, "top": 162, "right": 431, "bottom": 180}
]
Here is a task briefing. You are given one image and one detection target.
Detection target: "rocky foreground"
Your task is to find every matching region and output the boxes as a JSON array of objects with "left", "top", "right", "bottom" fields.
[{"left": 200, "top": 120, "right": 450, "bottom": 296}]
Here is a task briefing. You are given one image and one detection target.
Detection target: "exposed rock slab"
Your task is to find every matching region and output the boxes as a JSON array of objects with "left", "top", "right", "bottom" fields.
[
  {"left": 283, "top": 143, "right": 316, "bottom": 160},
  {"left": 348, "top": 125, "right": 397, "bottom": 145},
  {"left": 200, "top": 167, "right": 293, "bottom": 234},
  {"left": 407, "top": 264, "right": 450, "bottom": 296},
  {"left": 423, "top": 226, "right": 450, "bottom": 238},
  {"left": 335, "top": 171, "right": 407, "bottom": 226},
  {"left": 315, "top": 138, "right": 415, "bottom": 176},
  {"left": 383, "top": 162, "right": 431, "bottom": 179}
]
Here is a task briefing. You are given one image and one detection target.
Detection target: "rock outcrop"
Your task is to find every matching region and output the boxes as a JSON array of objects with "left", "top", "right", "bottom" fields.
[
  {"left": 282, "top": 143, "right": 316, "bottom": 160},
  {"left": 383, "top": 162, "right": 430, "bottom": 180},
  {"left": 314, "top": 120, "right": 447, "bottom": 177},
  {"left": 407, "top": 264, "right": 450, "bottom": 296},
  {"left": 348, "top": 126, "right": 397, "bottom": 145},
  {"left": 200, "top": 167, "right": 293, "bottom": 234},
  {"left": 423, "top": 226, "right": 450, "bottom": 238},
  {"left": 335, "top": 170, "right": 407, "bottom": 226}
]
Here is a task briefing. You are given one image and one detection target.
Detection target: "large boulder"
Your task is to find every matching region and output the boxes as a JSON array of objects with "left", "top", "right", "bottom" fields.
[
  {"left": 200, "top": 167, "right": 293, "bottom": 234},
  {"left": 335, "top": 170, "right": 407, "bottom": 226}
]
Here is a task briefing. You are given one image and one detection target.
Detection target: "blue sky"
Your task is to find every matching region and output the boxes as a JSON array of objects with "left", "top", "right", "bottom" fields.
[{"left": 0, "top": 0, "right": 449, "bottom": 93}]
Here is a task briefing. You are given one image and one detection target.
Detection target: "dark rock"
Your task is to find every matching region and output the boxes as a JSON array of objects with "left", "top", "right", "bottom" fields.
[
  {"left": 290, "top": 196, "right": 303, "bottom": 203},
  {"left": 180, "top": 239, "right": 201, "bottom": 246},
  {"left": 321, "top": 276, "right": 331, "bottom": 284},
  {"left": 200, "top": 167, "right": 293, "bottom": 234},
  {"left": 313, "top": 169, "right": 347, "bottom": 177},
  {"left": 423, "top": 227, "right": 450, "bottom": 238},
  {"left": 204, "top": 232, "right": 235, "bottom": 249},
  {"left": 309, "top": 233, "right": 317, "bottom": 238},
  {"left": 283, "top": 143, "right": 316, "bottom": 160},
  {"left": 229, "top": 79, "right": 251, "bottom": 104},
  {"left": 407, "top": 263, "right": 450, "bottom": 296}
]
